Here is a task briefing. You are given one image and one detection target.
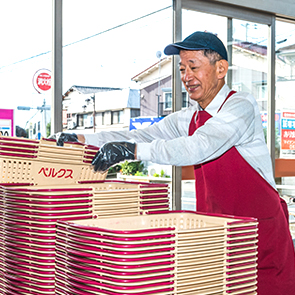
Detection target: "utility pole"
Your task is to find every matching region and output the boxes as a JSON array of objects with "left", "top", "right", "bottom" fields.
[
  {"left": 92, "top": 95, "right": 96, "bottom": 133},
  {"left": 156, "top": 51, "right": 162, "bottom": 117},
  {"left": 52, "top": 0, "right": 63, "bottom": 134}
]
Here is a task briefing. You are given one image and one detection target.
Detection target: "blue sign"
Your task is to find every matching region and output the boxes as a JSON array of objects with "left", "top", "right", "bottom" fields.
[
  {"left": 130, "top": 117, "right": 164, "bottom": 131},
  {"left": 282, "top": 118, "right": 295, "bottom": 130}
]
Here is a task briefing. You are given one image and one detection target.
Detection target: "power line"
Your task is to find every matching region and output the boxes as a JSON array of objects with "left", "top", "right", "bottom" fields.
[
  {"left": 0, "top": 5, "right": 172, "bottom": 71},
  {"left": 64, "top": 5, "right": 171, "bottom": 48}
]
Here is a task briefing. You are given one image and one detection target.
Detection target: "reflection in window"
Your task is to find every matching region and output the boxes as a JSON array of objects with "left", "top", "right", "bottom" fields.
[
  {"left": 77, "top": 114, "right": 88, "bottom": 127},
  {"left": 164, "top": 92, "right": 172, "bottom": 109},
  {"left": 164, "top": 92, "right": 189, "bottom": 110},
  {"left": 131, "top": 109, "right": 140, "bottom": 118},
  {"left": 95, "top": 112, "right": 104, "bottom": 126},
  {"left": 231, "top": 19, "right": 268, "bottom": 113},
  {"left": 112, "top": 110, "right": 123, "bottom": 124}
]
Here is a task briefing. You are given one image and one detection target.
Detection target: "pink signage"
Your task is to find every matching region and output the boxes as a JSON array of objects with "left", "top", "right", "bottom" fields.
[{"left": 0, "top": 109, "right": 14, "bottom": 136}]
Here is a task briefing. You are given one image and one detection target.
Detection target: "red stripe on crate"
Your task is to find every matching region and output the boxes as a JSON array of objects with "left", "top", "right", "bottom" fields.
[
  {"left": 0, "top": 152, "right": 37, "bottom": 158},
  {"left": 0, "top": 142, "right": 39, "bottom": 149},
  {"left": 0, "top": 137, "right": 38, "bottom": 144},
  {"left": 0, "top": 147, "right": 37, "bottom": 154}
]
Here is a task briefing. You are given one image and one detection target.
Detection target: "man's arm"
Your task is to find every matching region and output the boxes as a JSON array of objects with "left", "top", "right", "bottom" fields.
[{"left": 77, "top": 134, "right": 85, "bottom": 144}]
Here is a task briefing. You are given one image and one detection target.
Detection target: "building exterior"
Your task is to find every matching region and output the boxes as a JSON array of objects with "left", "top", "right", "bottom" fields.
[{"left": 62, "top": 85, "right": 140, "bottom": 134}]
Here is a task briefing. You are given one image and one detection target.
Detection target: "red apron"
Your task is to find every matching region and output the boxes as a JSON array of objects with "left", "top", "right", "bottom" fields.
[{"left": 188, "top": 91, "right": 295, "bottom": 294}]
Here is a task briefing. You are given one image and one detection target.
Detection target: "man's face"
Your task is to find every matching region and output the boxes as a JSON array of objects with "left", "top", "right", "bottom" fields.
[{"left": 179, "top": 50, "right": 225, "bottom": 109}]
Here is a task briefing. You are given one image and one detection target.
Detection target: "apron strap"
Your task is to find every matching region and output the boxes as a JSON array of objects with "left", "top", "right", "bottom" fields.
[{"left": 217, "top": 90, "right": 236, "bottom": 112}]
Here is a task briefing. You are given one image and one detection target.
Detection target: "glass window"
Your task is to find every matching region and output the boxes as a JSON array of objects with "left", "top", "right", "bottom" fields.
[
  {"left": 164, "top": 91, "right": 189, "bottom": 110},
  {"left": 87, "top": 114, "right": 93, "bottom": 128},
  {"left": 164, "top": 92, "right": 172, "bottom": 109},
  {"left": 77, "top": 114, "right": 84, "bottom": 127},
  {"left": 83, "top": 114, "right": 88, "bottom": 126},
  {"left": 119, "top": 110, "right": 123, "bottom": 123},
  {"left": 112, "top": 112, "right": 117, "bottom": 124},
  {"left": 104, "top": 111, "right": 112, "bottom": 125},
  {"left": 95, "top": 113, "right": 102, "bottom": 126},
  {"left": 102, "top": 112, "right": 105, "bottom": 125},
  {"left": 131, "top": 109, "right": 140, "bottom": 118},
  {"left": 112, "top": 111, "right": 123, "bottom": 124},
  {"left": 231, "top": 19, "right": 268, "bottom": 113}
]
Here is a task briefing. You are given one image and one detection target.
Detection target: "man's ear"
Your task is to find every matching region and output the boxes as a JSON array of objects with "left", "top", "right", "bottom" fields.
[{"left": 216, "top": 60, "right": 228, "bottom": 79}]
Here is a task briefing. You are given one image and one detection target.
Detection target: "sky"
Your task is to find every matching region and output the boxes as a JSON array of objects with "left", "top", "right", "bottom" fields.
[
  {"left": 1, "top": 1, "right": 295, "bottom": 128},
  {"left": 0, "top": 0, "right": 172, "bottom": 127}
]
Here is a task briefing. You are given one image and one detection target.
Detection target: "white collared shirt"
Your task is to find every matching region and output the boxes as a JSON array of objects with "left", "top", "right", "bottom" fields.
[{"left": 84, "top": 84, "right": 276, "bottom": 189}]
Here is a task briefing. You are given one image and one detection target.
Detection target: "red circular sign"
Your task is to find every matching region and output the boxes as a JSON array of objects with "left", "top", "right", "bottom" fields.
[
  {"left": 33, "top": 69, "right": 51, "bottom": 93},
  {"left": 37, "top": 72, "right": 51, "bottom": 91}
]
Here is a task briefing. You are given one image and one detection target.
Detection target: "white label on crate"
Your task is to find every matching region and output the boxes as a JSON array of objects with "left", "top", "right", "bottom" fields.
[{"left": 0, "top": 119, "right": 11, "bottom": 136}]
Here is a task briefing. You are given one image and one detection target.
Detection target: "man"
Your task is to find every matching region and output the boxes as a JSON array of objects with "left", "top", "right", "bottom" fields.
[{"left": 54, "top": 31, "right": 295, "bottom": 294}]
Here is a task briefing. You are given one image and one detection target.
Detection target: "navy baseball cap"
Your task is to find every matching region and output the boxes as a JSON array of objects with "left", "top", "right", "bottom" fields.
[{"left": 164, "top": 31, "right": 228, "bottom": 61}]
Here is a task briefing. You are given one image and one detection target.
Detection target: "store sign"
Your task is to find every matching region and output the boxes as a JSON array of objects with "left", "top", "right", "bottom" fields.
[
  {"left": 33, "top": 69, "right": 51, "bottom": 94},
  {"left": 281, "top": 112, "right": 295, "bottom": 157},
  {"left": 0, "top": 109, "right": 14, "bottom": 136},
  {"left": 129, "top": 117, "right": 164, "bottom": 130},
  {"left": 281, "top": 118, "right": 295, "bottom": 150},
  {"left": 282, "top": 112, "right": 295, "bottom": 119}
]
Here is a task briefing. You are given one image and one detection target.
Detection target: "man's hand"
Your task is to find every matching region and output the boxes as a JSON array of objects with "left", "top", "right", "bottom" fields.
[
  {"left": 49, "top": 132, "right": 78, "bottom": 146},
  {"left": 92, "top": 142, "right": 136, "bottom": 172}
]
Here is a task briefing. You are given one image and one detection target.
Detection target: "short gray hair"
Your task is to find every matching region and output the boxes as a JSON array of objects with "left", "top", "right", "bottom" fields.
[{"left": 202, "top": 49, "right": 223, "bottom": 65}]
